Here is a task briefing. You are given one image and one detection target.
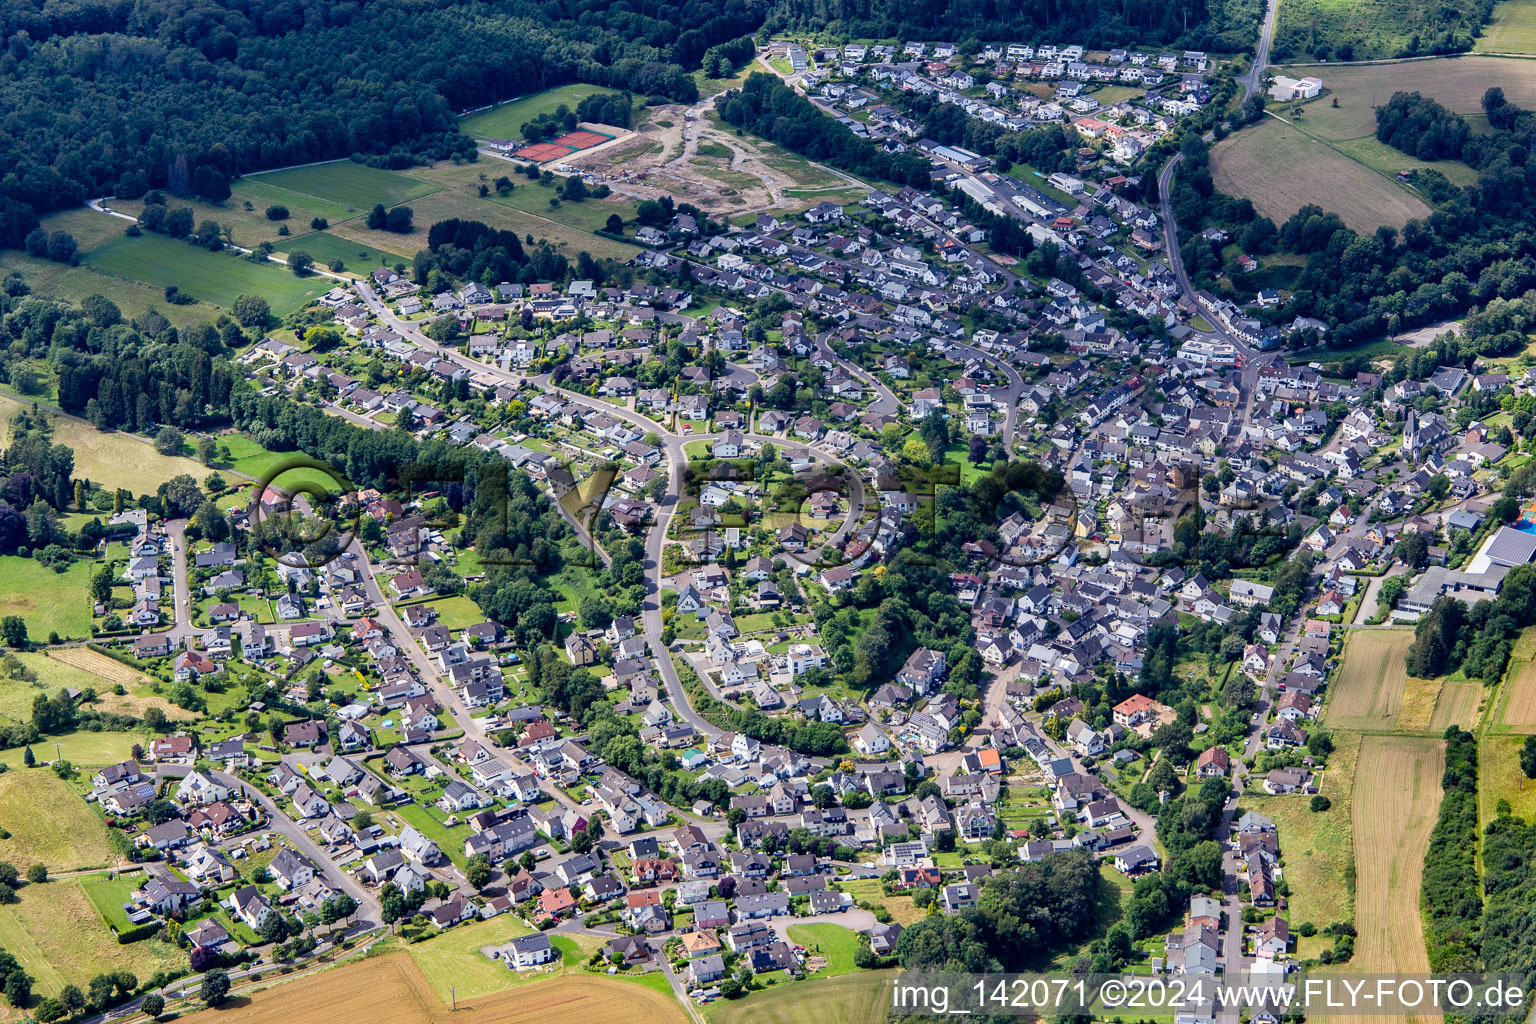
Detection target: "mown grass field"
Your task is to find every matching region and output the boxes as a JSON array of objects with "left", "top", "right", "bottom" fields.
[
  {"left": 274, "top": 231, "right": 398, "bottom": 274},
  {"left": 1211, "top": 118, "right": 1430, "bottom": 233},
  {"left": 243, "top": 162, "right": 438, "bottom": 212},
  {"left": 1477, "top": 0, "right": 1536, "bottom": 51},
  {"left": 1236, "top": 732, "right": 1358, "bottom": 934},
  {"left": 403, "top": 595, "right": 485, "bottom": 631},
  {"left": 0, "top": 393, "right": 207, "bottom": 494},
  {"left": 0, "top": 878, "right": 182, "bottom": 995},
  {"left": 459, "top": 85, "right": 626, "bottom": 139},
  {"left": 399, "top": 915, "right": 533, "bottom": 1001},
  {"left": 1349, "top": 735, "right": 1443, "bottom": 975},
  {"left": 1480, "top": 733, "right": 1536, "bottom": 823},
  {"left": 705, "top": 972, "right": 888, "bottom": 1024},
  {"left": 79, "top": 872, "right": 144, "bottom": 931},
  {"left": 0, "top": 251, "right": 211, "bottom": 332},
  {"left": 0, "top": 728, "right": 139, "bottom": 769},
  {"left": 1325, "top": 629, "right": 1414, "bottom": 729},
  {"left": 220, "top": 433, "right": 352, "bottom": 496},
  {"left": 0, "top": 554, "right": 93, "bottom": 641},
  {"left": 328, "top": 186, "right": 637, "bottom": 263},
  {"left": 786, "top": 923, "right": 863, "bottom": 976},
  {"left": 0, "top": 769, "right": 116, "bottom": 870},
  {"left": 85, "top": 232, "right": 331, "bottom": 315}
]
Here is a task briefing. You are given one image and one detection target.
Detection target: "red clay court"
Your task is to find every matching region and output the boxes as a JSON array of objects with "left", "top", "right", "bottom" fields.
[
  {"left": 516, "top": 142, "right": 574, "bottom": 162},
  {"left": 550, "top": 129, "right": 610, "bottom": 150}
]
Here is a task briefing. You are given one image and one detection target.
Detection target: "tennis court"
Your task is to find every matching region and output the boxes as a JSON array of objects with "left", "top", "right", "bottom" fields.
[
  {"left": 551, "top": 130, "right": 610, "bottom": 150},
  {"left": 517, "top": 142, "right": 575, "bottom": 163},
  {"left": 513, "top": 129, "right": 616, "bottom": 163}
]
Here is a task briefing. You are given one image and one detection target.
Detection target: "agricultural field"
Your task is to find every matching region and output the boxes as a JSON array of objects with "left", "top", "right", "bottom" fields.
[
  {"left": 1496, "top": 630, "right": 1536, "bottom": 731},
  {"left": 459, "top": 85, "right": 627, "bottom": 140},
  {"left": 1477, "top": 0, "right": 1536, "bottom": 52},
  {"left": 1324, "top": 629, "right": 1413, "bottom": 729},
  {"left": 0, "top": 554, "right": 93, "bottom": 642},
  {"left": 18, "top": 651, "right": 194, "bottom": 723},
  {"left": 85, "top": 232, "right": 331, "bottom": 316},
  {"left": 1211, "top": 118, "right": 1429, "bottom": 233},
  {"left": 1277, "top": 58, "right": 1536, "bottom": 138},
  {"left": 0, "top": 394, "right": 208, "bottom": 495},
  {"left": 1480, "top": 733, "right": 1536, "bottom": 823},
  {"left": 0, "top": 769, "right": 116, "bottom": 871},
  {"left": 1394, "top": 672, "right": 1483, "bottom": 733},
  {"left": 1348, "top": 736, "right": 1444, "bottom": 976},
  {"left": 0, "top": 878, "right": 182, "bottom": 995},
  {"left": 174, "top": 954, "right": 685, "bottom": 1024},
  {"left": 1235, "top": 733, "right": 1358, "bottom": 939},
  {"left": 706, "top": 972, "right": 888, "bottom": 1024}
]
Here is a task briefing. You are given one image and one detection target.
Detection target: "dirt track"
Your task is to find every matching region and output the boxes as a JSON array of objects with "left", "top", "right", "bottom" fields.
[{"left": 558, "top": 91, "right": 862, "bottom": 217}]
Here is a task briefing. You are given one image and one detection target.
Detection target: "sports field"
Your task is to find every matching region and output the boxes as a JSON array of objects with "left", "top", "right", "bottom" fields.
[
  {"left": 86, "top": 232, "right": 331, "bottom": 315},
  {"left": 0, "top": 554, "right": 92, "bottom": 641},
  {"left": 1349, "top": 736, "right": 1443, "bottom": 976},
  {"left": 1324, "top": 629, "right": 1413, "bottom": 729},
  {"left": 0, "top": 878, "right": 182, "bottom": 995},
  {"left": 1477, "top": 0, "right": 1536, "bottom": 52},
  {"left": 174, "top": 954, "right": 686, "bottom": 1024},
  {"left": 459, "top": 85, "right": 626, "bottom": 140},
  {"left": 0, "top": 769, "right": 115, "bottom": 870},
  {"left": 1211, "top": 118, "right": 1430, "bottom": 233},
  {"left": 0, "top": 393, "right": 207, "bottom": 494}
]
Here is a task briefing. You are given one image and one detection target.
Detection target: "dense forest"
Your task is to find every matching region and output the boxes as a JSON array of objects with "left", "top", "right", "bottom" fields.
[
  {"left": 0, "top": 0, "right": 764, "bottom": 245},
  {"left": 1420, "top": 726, "right": 1481, "bottom": 971},
  {"left": 718, "top": 74, "right": 935, "bottom": 188},
  {"left": 1270, "top": 0, "right": 1496, "bottom": 61},
  {"left": 1479, "top": 812, "right": 1536, "bottom": 994},
  {"left": 767, "top": 0, "right": 1264, "bottom": 52}
]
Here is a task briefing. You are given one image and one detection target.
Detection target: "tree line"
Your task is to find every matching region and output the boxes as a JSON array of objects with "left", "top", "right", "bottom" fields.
[{"left": 718, "top": 73, "right": 934, "bottom": 189}]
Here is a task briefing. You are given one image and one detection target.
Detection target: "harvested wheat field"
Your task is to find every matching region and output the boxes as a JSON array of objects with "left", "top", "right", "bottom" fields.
[
  {"left": 1211, "top": 118, "right": 1429, "bottom": 233},
  {"left": 1501, "top": 643, "right": 1536, "bottom": 731},
  {"left": 1325, "top": 630, "right": 1413, "bottom": 729},
  {"left": 1350, "top": 736, "right": 1443, "bottom": 974},
  {"left": 37, "top": 650, "right": 195, "bottom": 721},
  {"left": 173, "top": 954, "right": 685, "bottom": 1024}
]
